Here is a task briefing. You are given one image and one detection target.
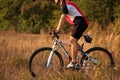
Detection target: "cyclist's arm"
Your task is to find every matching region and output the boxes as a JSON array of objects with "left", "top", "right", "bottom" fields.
[
  {"left": 56, "top": 0, "right": 68, "bottom": 32},
  {"left": 56, "top": 14, "right": 67, "bottom": 32}
]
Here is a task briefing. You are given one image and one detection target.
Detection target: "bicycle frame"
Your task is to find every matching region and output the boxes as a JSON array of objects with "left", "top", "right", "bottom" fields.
[
  {"left": 46, "top": 34, "right": 95, "bottom": 67},
  {"left": 47, "top": 38, "right": 71, "bottom": 67}
]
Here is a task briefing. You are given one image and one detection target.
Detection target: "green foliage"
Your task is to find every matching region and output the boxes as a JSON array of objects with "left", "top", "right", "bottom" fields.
[
  {"left": 0, "top": 0, "right": 56, "bottom": 33},
  {"left": 77, "top": 0, "right": 120, "bottom": 28},
  {"left": 0, "top": 0, "right": 119, "bottom": 33},
  {"left": 0, "top": 0, "right": 23, "bottom": 30}
]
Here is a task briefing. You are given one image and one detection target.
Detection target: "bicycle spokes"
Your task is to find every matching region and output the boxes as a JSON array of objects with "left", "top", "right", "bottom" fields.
[
  {"left": 81, "top": 55, "right": 102, "bottom": 69},
  {"left": 91, "top": 58, "right": 101, "bottom": 66},
  {"left": 42, "top": 61, "right": 52, "bottom": 67}
]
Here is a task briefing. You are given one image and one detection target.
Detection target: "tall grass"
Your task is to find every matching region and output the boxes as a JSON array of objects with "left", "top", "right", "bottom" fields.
[{"left": 0, "top": 24, "right": 120, "bottom": 80}]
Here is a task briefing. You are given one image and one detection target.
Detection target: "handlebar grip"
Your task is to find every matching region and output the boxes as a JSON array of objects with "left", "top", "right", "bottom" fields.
[{"left": 49, "top": 30, "right": 59, "bottom": 38}]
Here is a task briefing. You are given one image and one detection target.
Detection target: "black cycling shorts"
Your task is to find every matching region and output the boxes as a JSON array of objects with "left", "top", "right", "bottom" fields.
[{"left": 71, "top": 16, "right": 88, "bottom": 40}]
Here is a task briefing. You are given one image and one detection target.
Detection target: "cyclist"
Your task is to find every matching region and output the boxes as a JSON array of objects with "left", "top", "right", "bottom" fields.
[{"left": 54, "top": 0, "right": 88, "bottom": 68}]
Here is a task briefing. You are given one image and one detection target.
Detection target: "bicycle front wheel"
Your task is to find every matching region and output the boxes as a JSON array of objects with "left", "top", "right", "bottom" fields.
[{"left": 29, "top": 47, "right": 64, "bottom": 79}]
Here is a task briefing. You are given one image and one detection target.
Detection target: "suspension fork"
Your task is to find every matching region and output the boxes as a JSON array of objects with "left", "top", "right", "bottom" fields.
[{"left": 46, "top": 41, "right": 57, "bottom": 67}]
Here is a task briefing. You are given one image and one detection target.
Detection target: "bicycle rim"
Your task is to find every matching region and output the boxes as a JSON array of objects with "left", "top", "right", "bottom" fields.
[{"left": 29, "top": 47, "right": 64, "bottom": 80}]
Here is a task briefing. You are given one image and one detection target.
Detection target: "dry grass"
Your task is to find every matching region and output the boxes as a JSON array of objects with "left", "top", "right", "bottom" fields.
[{"left": 0, "top": 24, "right": 120, "bottom": 80}]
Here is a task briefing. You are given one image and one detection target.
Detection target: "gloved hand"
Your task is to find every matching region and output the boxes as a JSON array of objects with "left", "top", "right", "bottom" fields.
[{"left": 50, "top": 30, "right": 59, "bottom": 37}]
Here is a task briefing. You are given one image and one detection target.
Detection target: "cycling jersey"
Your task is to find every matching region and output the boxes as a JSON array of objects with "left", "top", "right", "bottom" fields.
[
  {"left": 61, "top": 0, "right": 88, "bottom": 39},
  {"left": 62, "top": 1, "right": 88, "bottom": 25}
]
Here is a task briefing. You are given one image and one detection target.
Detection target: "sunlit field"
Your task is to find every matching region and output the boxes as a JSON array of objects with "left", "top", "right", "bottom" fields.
[{"left": 0, "top": 24, "right": 120, "bottom": 80}]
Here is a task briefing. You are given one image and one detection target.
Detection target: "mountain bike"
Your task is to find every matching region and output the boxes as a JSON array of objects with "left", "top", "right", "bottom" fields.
[{"left": 28, "top": 31, "right": 115, "bottom": 79}]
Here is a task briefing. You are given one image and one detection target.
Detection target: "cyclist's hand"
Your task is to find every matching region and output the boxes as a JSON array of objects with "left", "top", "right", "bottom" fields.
[{"left": 50, "top": 30, "right": 59, "bottom": 37}]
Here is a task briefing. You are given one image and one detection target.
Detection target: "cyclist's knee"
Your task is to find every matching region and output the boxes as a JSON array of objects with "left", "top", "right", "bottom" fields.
[{"left": 70, "top": 36, "right": 78, "bottom": 45}]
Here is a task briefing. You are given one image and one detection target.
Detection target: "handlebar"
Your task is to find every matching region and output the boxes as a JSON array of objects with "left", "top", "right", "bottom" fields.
[{"left": 49, "top": 30, "right": 59, "bottom": 39}]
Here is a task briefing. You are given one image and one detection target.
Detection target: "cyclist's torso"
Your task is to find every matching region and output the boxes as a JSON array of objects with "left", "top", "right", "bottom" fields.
[{"left": 62, "top": 1, "right": 88, "bottom": 25}]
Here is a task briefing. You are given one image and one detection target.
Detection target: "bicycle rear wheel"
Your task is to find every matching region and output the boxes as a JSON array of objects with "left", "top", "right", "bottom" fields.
[
  {"left": 29, "top": 47, "right": 64, "bottom": 79},
  {"left": 81, "top": 47, "right": 115, "bottom": 79}
]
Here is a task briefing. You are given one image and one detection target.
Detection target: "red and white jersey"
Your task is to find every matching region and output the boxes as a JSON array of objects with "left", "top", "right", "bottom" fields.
[{"left": 62, "top": 1, "right": 88, "bottom": 25}]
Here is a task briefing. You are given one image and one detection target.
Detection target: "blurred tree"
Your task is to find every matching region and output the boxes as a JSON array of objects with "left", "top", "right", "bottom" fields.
[
  {"left": 74, "top": 0, "right": 120, "bottom": 29},
  {"left": 0, "top": 0, "right": 119, "bottom": 33}
]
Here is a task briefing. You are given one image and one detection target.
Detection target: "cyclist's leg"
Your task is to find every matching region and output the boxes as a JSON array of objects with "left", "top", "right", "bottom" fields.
[
  {"left": 70, "top": 19, "right": 87, "bottom": 62},
  {"left": 67, "top": 17, "right": 87, "bottom": 68},
  {"left": 70, "top": 36, "right": 79, "bottom": 62},
  {"left": 67, "top": 36, "right": 81, "bottom": 68}
]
